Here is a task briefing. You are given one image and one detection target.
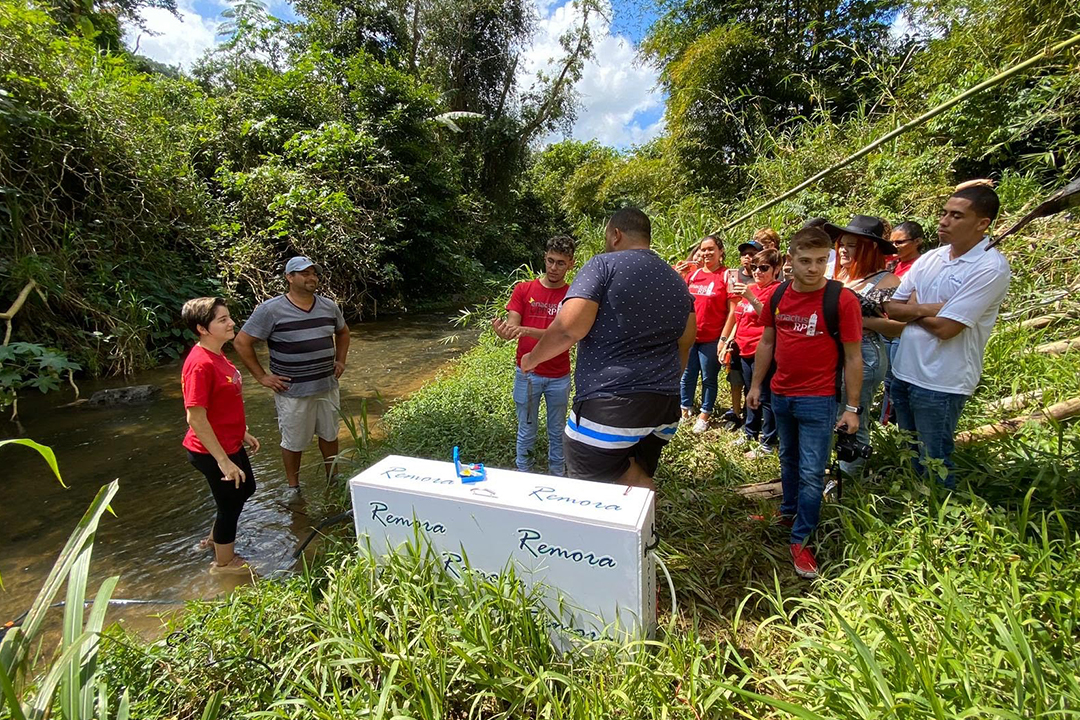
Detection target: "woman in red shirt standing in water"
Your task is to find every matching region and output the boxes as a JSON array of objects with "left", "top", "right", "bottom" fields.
[
  {"left": 680, "top": 235, "right": 738, "bottom": 433},
  {"left": 180, "top": 297, "right": 261, "bottom": 575},
  {"left": 729, "top": 249, "right": 783, "bottom": 458}
]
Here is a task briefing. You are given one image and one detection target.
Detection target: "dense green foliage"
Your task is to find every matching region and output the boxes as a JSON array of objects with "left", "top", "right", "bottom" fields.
[
  {"left": 533, "top": 0, "right": 1080, "bottom": 235},
  {"left": 0, "top": 0, "right": 591, "bottom": 381},
  {"left": 642, "top": 0, "right": 901, "bottom": 192}
]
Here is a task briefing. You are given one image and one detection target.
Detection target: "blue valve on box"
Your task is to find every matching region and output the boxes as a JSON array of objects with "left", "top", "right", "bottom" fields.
[{"left": 453, "top": 446, "right": 487, "bottom": 483}]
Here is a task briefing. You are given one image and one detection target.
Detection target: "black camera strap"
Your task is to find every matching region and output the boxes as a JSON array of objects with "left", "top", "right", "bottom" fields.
[{"left": 832, "top": 454, "right": 843, "bottom": 501}]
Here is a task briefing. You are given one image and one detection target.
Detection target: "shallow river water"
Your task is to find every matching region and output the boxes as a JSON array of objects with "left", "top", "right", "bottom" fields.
[{"left": 0, "top": 313, "right": 477, "bottom": 638}]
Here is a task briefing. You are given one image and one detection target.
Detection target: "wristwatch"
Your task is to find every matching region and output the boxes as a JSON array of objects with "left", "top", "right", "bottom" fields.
[{"left": 845, "top": 404, "right": 863, "bottom": 415}]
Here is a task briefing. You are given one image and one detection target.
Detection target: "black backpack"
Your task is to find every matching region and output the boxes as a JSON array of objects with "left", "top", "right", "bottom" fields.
[{"left": 768, "top": 279, "right": 845, "bottom": 402}]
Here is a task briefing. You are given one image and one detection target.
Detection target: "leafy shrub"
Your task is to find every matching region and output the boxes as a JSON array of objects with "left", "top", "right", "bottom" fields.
[{"left": 0, "top": 342, "right": 80, "bottom": 414}]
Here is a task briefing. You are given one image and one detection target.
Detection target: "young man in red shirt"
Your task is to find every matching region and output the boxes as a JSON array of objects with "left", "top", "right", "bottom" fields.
[
  {"left": 747, "top": 227, "right": 864, "bottom": 579},
  {"left": 493, "top": 236, "right": 576, "bottom": 476}
]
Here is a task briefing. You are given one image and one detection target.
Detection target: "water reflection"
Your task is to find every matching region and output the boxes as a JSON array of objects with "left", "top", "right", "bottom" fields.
[{"left": 0, "top": 313, "right": 478, "bottom": 637}]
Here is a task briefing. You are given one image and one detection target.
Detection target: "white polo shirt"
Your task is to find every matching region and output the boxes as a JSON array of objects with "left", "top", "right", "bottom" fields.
[{"left": 891, "top": 237, "right": 1011, "bottom": 396}]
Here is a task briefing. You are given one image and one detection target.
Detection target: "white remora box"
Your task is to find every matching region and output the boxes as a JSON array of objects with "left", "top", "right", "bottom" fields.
[{"left": 349, "top": 455, "right": 656, "bottom": 644}]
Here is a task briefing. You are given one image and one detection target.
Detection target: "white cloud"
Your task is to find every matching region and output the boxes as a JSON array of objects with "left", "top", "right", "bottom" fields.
[
  {"left": 520, "top": 0, "right": 664, "bottom": 149},
  {"left": 124, "top": 0, "right": 222, "bottom": 70}
]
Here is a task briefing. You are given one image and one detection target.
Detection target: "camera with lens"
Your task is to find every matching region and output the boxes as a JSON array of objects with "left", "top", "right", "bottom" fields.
[{"left": 834, "top": 430, "right": 872, "bottom": 463}]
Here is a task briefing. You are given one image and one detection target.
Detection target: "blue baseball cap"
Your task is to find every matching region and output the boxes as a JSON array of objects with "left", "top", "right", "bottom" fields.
[{"left": 285, "top": 256, "right": 321, "bottom": 274}]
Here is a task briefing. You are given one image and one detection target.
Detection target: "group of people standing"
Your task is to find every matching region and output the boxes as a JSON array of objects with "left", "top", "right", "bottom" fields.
[
  {"left": 674, "top": 216, "right": 927, "bottom": 471},
  {"left": 496, "top": 183, "right": 1010, "bottom": 580},
  {"left": 180, "top": 257, "right": 350, "bottom": 574},
  {"left": 178, "top": 181, "right": 1009, "bottom": 581}
]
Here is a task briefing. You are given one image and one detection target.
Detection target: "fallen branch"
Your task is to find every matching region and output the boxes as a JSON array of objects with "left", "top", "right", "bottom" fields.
[
  {"left": 1035, "top": 336, "right": 1080, "bottom": 355},
  {"left": 734, "top": 480, "right": 783, "bottom": 499},
  {"left": 985, "top": 389, "right": 1044, "bottom": 414},
  {"left": 1, "top": 280, "right": 37, "bottom": 346},
  {"left": 957, "top": 398, "right": 1080, "bottom": 446}
]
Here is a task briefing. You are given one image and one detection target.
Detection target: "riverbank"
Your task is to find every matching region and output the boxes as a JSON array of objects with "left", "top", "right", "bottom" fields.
[
  {"left": 88, "top": 219, "right": 1080, "bottom": 718},
  {"left": 0, "top": 314, "right": 479, "bottom": 644}
]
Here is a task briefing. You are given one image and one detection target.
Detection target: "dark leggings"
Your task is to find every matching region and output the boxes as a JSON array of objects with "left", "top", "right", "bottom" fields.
[{"left": 187, "top": 448, "right": 256, "bottom": 545}]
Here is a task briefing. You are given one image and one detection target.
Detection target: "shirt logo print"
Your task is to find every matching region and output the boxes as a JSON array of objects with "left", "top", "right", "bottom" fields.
[
  {"left": 689, "top": 281, "right": 716, "bottom": 297},
  {"left": 529, "top": 297, "right": 560, "bottom": 317},
  {"left": 776, "top": 312, "right": 820, "bottom": 336}
]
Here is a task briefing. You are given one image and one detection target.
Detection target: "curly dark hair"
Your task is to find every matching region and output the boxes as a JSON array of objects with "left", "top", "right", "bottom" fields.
[{"left": 546, "top": 235, "right": 576, "bottom": 257}]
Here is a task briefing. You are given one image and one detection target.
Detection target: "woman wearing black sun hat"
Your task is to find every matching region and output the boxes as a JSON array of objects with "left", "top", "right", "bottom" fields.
[{"left": 823, "top": 215, "right": 906, "bottom": 476}]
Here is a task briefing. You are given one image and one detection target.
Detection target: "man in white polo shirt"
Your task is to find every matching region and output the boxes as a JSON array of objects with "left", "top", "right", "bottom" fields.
[{"left": 884, "top": 184, "right": 1011, "bottom": 488}]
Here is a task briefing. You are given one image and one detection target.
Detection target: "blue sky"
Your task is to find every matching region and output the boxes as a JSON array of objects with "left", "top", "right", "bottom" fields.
[{"left": 126, "top": 0, "right": 666, "bottom": 150}]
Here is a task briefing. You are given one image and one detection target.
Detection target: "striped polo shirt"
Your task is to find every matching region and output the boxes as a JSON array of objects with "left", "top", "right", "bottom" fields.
[{"left": 240, "top": 294, "right": 346, "bottom": 398}]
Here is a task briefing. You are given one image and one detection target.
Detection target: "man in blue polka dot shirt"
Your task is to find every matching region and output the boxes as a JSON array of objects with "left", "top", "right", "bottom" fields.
[{"left": 522, "top": 208, "right": 696, "bottom": 489}]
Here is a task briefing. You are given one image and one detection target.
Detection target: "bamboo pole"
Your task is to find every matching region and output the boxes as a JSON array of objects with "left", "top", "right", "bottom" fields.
[
  {"left": 710, "top": 32, "right": 1080, "bottom": 238},
  {"left": 956, "top": 398, "right": 1080, "bottom": 445},
  {"left": 1035, "top": 336, "right": 1080, "bottom": 355},
  {"left": 1021, "top": 314, "right": 1071, "bottom": 329}
]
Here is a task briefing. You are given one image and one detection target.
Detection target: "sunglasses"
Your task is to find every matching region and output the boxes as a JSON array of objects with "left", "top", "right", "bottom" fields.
[{"left": 752, "top": 264, "right": 775, "bottom": 272}]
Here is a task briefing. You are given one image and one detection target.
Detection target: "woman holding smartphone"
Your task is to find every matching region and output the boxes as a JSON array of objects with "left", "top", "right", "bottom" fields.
[
  {"left": 680, "top": 235, "right": 738, "bottom": 433},
  {"left": 181, "top": 297, "right": 261, "bottom": 575}
]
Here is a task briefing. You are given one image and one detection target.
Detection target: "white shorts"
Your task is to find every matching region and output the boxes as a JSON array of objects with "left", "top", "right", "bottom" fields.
[{"left": 274, "top": 386, "right": 340, "bottom": 451}]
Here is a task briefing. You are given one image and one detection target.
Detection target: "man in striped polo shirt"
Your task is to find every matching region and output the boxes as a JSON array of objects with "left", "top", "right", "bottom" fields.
[{"left": 234, "top": 257, "right": 351, "bottom": 498}]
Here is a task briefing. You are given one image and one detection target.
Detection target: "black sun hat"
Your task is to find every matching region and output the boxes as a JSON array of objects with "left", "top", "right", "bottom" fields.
[{"left": 823, "top": 215, "right": 896, "bottom": 254}]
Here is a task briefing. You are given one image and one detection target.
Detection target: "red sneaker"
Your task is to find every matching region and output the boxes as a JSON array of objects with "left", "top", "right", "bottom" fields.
[{"left": 790, "top": 543, "right": 818, "bottom": 579}]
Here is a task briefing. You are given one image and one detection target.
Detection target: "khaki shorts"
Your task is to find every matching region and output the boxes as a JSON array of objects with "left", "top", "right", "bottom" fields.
[{"left": 274, "top": 386, "right": 340, "bottom": 451}]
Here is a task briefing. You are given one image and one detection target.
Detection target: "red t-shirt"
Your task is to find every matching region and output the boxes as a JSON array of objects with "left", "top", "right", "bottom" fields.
[
  {"left": 686, "top": 267, "right": 731, "bottom": 342},
  {"left": 733, "top": 280, "right": 780, "bottom": 357},
  {"left": 763, "top": 284, "right": 862, "bottom": 397},
  {"left": 892, "top": 257, "right": 917, "bottom": 277},
  {"left": 506, "top": 279, "right": 571, "bottom": 378},
  {"left": 181, "top": 345, "right": 246, "bottom": 455}
]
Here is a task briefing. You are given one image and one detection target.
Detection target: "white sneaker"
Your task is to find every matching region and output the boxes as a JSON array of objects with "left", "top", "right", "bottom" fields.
[
  {"left": 692, "top": 417, "right": 709, "bottom": 434},
  {"left": 733, "top": 435, "right": 751, "bottom": 447},
  {"left": 282, "top": 485, "right": 303, "bottom": 505},
  {"left": 679, "top": 411, "right": 694, "bottom": 426}
]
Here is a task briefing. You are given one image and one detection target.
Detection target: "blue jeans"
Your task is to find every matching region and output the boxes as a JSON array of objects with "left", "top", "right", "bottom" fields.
[
  {"left": 890, "top": 378, "right": 967, "bottom": 489},
  {"left": 880, "top": 336, "right": 900, "bottom": 424},
  {"left": 680, "top": 339, "right": 721, "bottom": 415},
  {"left": 837, "top": 335, "right": 888, "bottom": 476},
  {"left": 774, "top": 394, "right": 837, "bottom": 545},
  {"left": 513, "top": 368, "right": 570, "bottom": 476},
  {"left": 741, "top": 356, "right": 775, "bottom": 446}
]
